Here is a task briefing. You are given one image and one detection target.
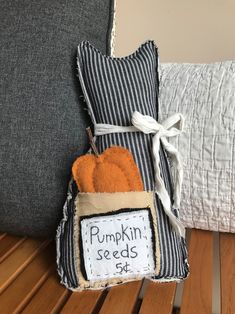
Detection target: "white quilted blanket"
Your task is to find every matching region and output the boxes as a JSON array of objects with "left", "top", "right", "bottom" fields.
[{"left": 159, "top": 62, "right": 235, "bottom": 232}]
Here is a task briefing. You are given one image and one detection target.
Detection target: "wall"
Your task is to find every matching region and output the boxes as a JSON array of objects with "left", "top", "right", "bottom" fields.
[{"left": 114, "top": 0, "right": 235, "bottom": 63}]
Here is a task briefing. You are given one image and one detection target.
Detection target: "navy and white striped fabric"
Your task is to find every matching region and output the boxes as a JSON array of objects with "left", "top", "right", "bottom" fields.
[{"left": 56, "top": 40, "right": 189, "bottom": 289}]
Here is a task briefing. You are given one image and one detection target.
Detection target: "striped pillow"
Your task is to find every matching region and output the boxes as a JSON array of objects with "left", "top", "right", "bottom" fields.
[{"left": 56, "top": 41, "right": 189, "bottom": 290}]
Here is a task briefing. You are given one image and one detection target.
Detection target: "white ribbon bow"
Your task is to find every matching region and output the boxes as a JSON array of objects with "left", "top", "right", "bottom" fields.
[{"left": 94, "top": 111, "right": 185, "bottom": 238}]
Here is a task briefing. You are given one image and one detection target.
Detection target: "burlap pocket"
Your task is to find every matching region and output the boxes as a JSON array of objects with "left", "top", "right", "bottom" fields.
[{"left": 73, "top": 191, "right": 160, "bottom": 290}]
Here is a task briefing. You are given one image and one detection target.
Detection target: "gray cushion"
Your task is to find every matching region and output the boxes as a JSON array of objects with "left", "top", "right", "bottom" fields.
[{"left": 0, "top": 0, "right": 114, "bottom": 237}]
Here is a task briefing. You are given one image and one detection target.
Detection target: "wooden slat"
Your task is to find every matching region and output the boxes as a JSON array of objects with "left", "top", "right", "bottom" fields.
[
  {"left": 22, "top": 270, "right": 70, "bottom": 314},
  {"left": 220, "top": 232, "right": 235, "bottom": 314},
  {"left": 0, "top": 233, "right": 7, "bottom": 241},
  {"left": 0, "top": 242, "right": 54, "bottom": 313},
  {"left": 0, "top": 234, "right": 26, "bottom": 262},
  {"left": 61, "top": 290, "right": 103, "bottom": 314},
  {"left": 139, "top": 281, "right": 176, "bottom": 314},
  {"left": 180, "top": 229, "right": 213, "bottom": 314},
  {"left": 0, "top": 238, "right": 49, "bottom": 293},
  {"left": 99, "top": 280, "right": 143, "bottom": 314}
]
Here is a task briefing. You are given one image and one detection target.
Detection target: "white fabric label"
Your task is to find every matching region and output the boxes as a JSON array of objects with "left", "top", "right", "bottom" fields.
[{"left": 80, "top": 209, "right": 155, "bottom": 281}]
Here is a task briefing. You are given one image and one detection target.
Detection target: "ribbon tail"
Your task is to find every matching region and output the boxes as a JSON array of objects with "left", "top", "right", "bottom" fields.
[
  {"left": 152, "top": 135, "right": 185, "bottom": 238},
  {"left": 154, "top": 182, "right": 186, "bottom": 238},
  {"left": 161, "top": 137, "right": 183, "bottom": 209},
  {"left": 160, "top": 203, "right": 186, "bottom": 238}
]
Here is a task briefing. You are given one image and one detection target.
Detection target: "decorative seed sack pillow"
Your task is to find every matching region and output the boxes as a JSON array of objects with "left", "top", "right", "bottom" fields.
[
  {"left": 56, "top": 41, "right": 189, "bottom": 290},
  {"left": 159, "top": 62, "right": 235, "bottom": 232}
]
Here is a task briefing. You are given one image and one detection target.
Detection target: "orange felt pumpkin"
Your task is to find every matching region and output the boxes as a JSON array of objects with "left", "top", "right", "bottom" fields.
[{"left": 72, "top": 146, "right": 144, "bottom": 193}]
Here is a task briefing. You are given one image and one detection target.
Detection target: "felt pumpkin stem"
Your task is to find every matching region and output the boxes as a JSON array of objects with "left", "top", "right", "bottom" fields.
[{"left": 86, "top": 127, "right": 99, "bottom": 157}]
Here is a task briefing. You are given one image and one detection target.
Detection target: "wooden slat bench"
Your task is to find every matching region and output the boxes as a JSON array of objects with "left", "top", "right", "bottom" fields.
[{"left": 0, "top": 229, "right": 234, "bottom": 314}]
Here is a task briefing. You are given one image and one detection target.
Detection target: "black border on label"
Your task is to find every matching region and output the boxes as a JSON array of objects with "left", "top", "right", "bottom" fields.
[{"left": 78, "top": 207, "right": 156, "bottom": 281}]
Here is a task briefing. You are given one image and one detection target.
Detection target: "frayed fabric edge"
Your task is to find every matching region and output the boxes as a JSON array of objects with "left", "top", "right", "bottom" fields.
[
  {"left": 110, "top": 0, "right": 117, "bottom": 56},
  {"left": 56, "top": 178, "right": 75, "bottom": 290},
  {"left": 60, "top": 273, "right": 190, "bottom": 292}
]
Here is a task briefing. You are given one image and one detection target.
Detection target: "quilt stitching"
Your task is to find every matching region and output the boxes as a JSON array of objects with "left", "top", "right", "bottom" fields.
[{"left": 159, "top": 61, "right": 235, "bottom": 232}]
